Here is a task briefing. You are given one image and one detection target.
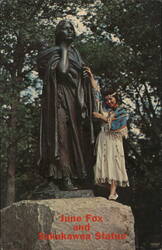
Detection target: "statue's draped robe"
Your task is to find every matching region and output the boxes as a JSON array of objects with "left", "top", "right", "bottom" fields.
[{"left": 37, "top": 46, "right": 94, "bottom": 179}]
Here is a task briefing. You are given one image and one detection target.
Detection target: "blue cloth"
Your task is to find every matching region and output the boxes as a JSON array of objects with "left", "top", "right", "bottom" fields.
[
  {"left": 93, "top": 86, "right": 128, "bottom": 131},
  {"left": 103, "top": 105, "right": 128, "bottom": 131}
]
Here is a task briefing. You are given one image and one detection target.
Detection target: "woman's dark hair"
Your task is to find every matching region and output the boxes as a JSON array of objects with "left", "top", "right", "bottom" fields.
[
  {"left": 102, "top": 88, "right": 120, "bottom": 104},
  {"left": 55, "top": 20, "right": 76, "bottom": 45}
]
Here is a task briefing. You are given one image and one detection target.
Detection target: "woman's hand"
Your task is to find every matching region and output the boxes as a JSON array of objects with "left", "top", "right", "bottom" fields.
[
  {"left": 93, "top": 112, "right": 102, "bottom": 119},
  {"left": 83, "top": 66, "right": 94, "bottom": 80},
  {"left": 83, "top": 67, "right": 99, "bottom": 89},
  {"left": 93, "top": 112, "right": 109, "bottom": 122}
]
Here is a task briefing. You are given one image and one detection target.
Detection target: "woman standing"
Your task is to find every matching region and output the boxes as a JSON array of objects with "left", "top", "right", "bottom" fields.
[{"left": 85, "top": 67, "right": 129, "bottom": 200}]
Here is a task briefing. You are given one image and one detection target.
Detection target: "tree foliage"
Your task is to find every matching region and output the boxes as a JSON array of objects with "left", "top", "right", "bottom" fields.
[{"left": 80, "top": 0, "right": 162, "bottom": 191}]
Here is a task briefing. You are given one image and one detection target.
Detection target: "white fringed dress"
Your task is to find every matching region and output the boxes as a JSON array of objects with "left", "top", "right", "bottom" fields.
[{"left": 94, "top": 108, "right": 129, "bottom": 187}]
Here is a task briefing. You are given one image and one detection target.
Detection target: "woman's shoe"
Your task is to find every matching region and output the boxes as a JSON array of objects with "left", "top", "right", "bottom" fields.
[{"left": 108, "top": 193, "right": 118, "bottom": 200}]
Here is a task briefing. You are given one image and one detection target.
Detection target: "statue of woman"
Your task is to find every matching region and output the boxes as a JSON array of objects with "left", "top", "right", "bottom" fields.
[{"left": 37, "top": 20, "right": 94, "bottom": 190}]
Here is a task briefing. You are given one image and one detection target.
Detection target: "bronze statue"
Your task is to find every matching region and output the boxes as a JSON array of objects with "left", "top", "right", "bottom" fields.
[{"left": 37, "top": 20, "right": 94, "bottom": 190}]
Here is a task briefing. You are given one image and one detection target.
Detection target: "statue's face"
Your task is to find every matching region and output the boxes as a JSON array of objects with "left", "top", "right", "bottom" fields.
[{"left": 56, "top": 21, "right": 75, "bottom": 44}]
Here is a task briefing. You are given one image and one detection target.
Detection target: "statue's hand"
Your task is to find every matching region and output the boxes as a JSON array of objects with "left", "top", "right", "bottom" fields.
[{"left": 60, "top": 41, "right": 70, "bottom": 51}]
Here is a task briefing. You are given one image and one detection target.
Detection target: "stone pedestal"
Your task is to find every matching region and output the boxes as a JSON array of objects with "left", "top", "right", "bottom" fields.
[
  {"left": 1, "top": 197, "right": 135, "bottom": 250},
  {"left": 29, "top": 181, "right": 94, "bottom": 200}
]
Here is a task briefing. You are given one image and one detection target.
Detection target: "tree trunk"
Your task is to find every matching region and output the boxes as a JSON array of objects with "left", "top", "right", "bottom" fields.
[{"left": 6, "top": 98, "right": 17, "bottom": 206}]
